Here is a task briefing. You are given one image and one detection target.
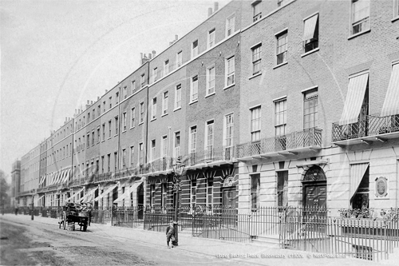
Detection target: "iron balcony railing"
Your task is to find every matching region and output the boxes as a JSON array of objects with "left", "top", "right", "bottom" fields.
[
  {"left": 332, "top": 114, "right": 399, "bottom": 142},
  {"left": 236, "top": 128, "right": 322, "bottom": 158},
  {"left": 187, "top": 146, "right": 236, "bottom": 167}
]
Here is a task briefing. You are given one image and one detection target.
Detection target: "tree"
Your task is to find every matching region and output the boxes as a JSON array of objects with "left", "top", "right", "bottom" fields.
[{"left": 0, "top": 170, "right": 10, "bottom": 208}]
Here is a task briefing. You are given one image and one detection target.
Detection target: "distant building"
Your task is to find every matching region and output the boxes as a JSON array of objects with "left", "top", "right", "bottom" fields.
[
  {"left": 15, "top": 0, "right": 399, "bottom": 218},
  {"left": 11, "top": 160, "right": 21, "bottom": 207}
]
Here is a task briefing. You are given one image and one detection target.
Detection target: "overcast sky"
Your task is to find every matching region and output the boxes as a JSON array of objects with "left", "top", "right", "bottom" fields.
[{"left": 0, "top": 0, "right": 230, "bottom": 182}]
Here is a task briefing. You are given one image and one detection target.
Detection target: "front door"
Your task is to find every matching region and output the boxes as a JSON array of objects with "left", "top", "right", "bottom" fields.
[
  {"left": 137, "top": 184, "right": 144, "bottom": 219},
  {"left": 303, "top": 183, "right": 326, "bottom": 232},
  {"left": 222, "top": 187, "right": 237, "bottom": 210}
]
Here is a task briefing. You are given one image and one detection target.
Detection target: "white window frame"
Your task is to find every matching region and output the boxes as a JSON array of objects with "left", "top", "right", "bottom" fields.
[
  {"left": 164, "top": 60, "right": 169, "bottom": 76},
  {"left": 123, "top": 86, "right": 127, "bottom": 99},
  {"left": 174, "top": 131, "right": 181, "bottom": 159},
  {"left": 161, "top": 135, "right": 168, "bottom": 158},
  {"left": 162, "top": 91, "right": 169, "bottom": 115},
  {"left": 140, "top": 73, "right": 146, "bottom": 88},
  {"left": 226, "top": 14, "right": 235, "bottom": 37},
  {"left": 122, "top": 112, "right": 127, "bottom": 132},
  {"left": 205, "top": 120, "right": 214, "bottom": 160},
  {"left": 226, "top": 56, "right": 235, "bottom": 87},
  {"left": 150, "top": 139, "right": 156, "bottom": 162},
  {"left": 139, "top": 102, "right": 144, "bottom": 124},
  {"left": 189, "top": 125, "right": 197, "bottom": 154},
  {"left": 276, "top": 30, "right": 288, "bottom": 65},
  {"left": 130, "top": 146, "right": 134, "bottom": 167},
  {"left": 208, "top": 28, "right": 215, "bottom": 49},
  {"left": 176, "top": 51, "right": 183, "bottom": 67},
  {"left": 152, "top": 67, "right": 158, "bottom": 83},
  {"left": 351, "top": 0, "right": 370, "bottom": 35},
  {"left": 395, "top": 0, "right": 399, "bottom": 18},
  {"left": 131, "top": 80, "right": 136, "bottom": 92},
  {"left": 275, "top": 99, "right": 287, "bottom": 136},
  {"left": 151, "top": 97, "right": 157, "bottom": 120},
  {"left": 206, "top": 65, "right": 215, "bottom": 96},
  {"left": 175, "top": 84, "right": 182, "bottom": 109},
  {"left": 192, "top": 40, "right": 198, "bottom": 58},
  {"left": 250, "top": 106, "right": 261, "bottom": 142},
  {"left": 130, "top": 107, "right": 136, "bottom": 128},
  {"left": 138, "top": 143, "right": 144, "bottom": 165},
  {"left": 190, "top": 75, "right": 199, "bottom": 103},
  {"left": 252, "top": 0, "right": 262, "bottom": 22},
  {"left": 252, "top": 43, "right": 262, "bottom": 75},
  {"left": 122, "top": 149, "right": 126, "bottom": 168}
]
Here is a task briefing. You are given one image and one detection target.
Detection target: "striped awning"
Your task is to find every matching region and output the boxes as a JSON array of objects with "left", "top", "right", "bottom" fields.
[
  {"left": 303, "top": 14, "right": 318, "bottom": 41},
  {"left": 350, "top": 163, "right": 369, "bottom": 201},
  {"left": 113, "top": 186, "right": 131, "bottom": 203},
  {"left": 65, "top": 188, "right": 84, "bottom": 202},
  {"left": 80, "top": 187, "right": 98, "bottom": 203},
  {"left": 339, "top": 73, "right": 369, "bottom": 125},
  {"left": 381, "top": 63, "right": 399, "bottom": 117},
  {"left": 94, "top": 184, "right": 118, "bottom": 202},
  {"left": 34, "top": 195, "right": 45, "bottom": 205}
]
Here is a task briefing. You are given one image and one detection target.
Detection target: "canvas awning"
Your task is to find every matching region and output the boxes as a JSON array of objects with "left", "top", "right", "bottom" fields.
[
  {"left": 381, "top": 63, "right": 399, "bottom": 117},
  {"left": 79, "top": 187, "right": 98, "bottom": 203},
  {"left": 339, "top": 73, "right": 369, "bottom": 125},
  {"left": 350, "top": 163, "right": 369, "bottom": 200},
  {"left": 64, "top": 188, "right": 84, "bottom": 202},
  {"left": 130, "top": 180, "right": 143, "bottom": 194},
  {"left": 113, "top": 186, "right": 131, "bottom": 203},
  {"left": 94, "top": 184, "right": 118, "bottom": 202},
  {"left": 34, "top": 195, "right": 45, "bottom": 205},
  {"left": 303, "top": 14, "right": 318, "bottom": 41}
]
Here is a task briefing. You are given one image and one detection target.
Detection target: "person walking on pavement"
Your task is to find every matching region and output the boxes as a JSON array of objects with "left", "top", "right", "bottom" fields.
[{"left": 166, "top": 220, "right": 176, "bottom": 248}]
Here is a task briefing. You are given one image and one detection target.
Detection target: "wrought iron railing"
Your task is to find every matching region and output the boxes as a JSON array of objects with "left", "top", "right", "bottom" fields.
[
  {"left": 332, "top": 114, "right": 399, "bottom": 142},
  {"left": 236, "top": 128, "right": 322, "bottom": 158}
]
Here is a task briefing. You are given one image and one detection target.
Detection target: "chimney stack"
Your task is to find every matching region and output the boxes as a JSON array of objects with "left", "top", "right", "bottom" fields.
[
  {"left": 208, "top": 7, "right": 213, "bottom": 17},
  {"left": 214, "top": 2, "right": 219, "bottom": 12}
]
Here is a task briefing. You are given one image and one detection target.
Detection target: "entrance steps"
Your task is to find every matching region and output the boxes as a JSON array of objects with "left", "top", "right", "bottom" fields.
[{"left": 251, "top": 234, "right": 280, "bottom": 248}]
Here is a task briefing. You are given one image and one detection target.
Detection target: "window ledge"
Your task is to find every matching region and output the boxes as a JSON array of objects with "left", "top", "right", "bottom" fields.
[
  {"left": 249, "top": 72, "right": 262, "bottom": 80},
  {"left": 301, "top": 48, "right": 319, "bottom": 58},
  {"left": 392, "top": 16, "right": 399, "bottom": 23},
  {"left": 122, "top": 130, "right": 126, "bottom": 134},
  {"left": 161, "top": 112, "right": 168, "bottom": 117},
  {"left": 348, "top": 29, "right": 371, "bottom": 40},
  {"left": 205, "top": 92, "right": 215, "bottom": 98},
  {"left": 174, "top": 107, "right": 181, "bottom": 112},
  {"left": 139, "top": 122, "right": 144, "bottom": 126},
  {"left": 130, "top": 126, "right": 135, "bottom": 130},
  {"left": 189, "top": 100, "right": 198, "bottom": 105},
  {"left": 150, "top": 118, "right": 156, "bottom": 122},
  {"left": 273, "top": 61, "right": 288, "bottom": 69},
  {"left": 224, "top": 83, "right": 235, "bottom": 90}
]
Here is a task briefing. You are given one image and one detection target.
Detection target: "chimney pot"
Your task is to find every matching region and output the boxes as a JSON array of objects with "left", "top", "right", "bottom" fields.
[
  {"left": 214, "top": 2, "right": 219, "bottom": 12},
  {"left": 208, "top": 7, "right": 213, "bottom": 17}
]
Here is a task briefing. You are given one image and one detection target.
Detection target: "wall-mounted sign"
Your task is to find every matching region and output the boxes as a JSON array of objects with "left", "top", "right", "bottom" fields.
[{"left": 375, "top": 176, "right": 388, "bottom": 197}]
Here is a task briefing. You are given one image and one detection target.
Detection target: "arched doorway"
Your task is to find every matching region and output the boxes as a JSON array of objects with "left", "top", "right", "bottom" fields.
[{"left": 302, "top": 165, "right": 327, "bottom": 230}]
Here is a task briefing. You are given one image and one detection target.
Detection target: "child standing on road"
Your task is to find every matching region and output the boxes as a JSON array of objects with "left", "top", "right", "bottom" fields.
[{"left": 166, "top": 221, "right": 176, "bottom": 248}]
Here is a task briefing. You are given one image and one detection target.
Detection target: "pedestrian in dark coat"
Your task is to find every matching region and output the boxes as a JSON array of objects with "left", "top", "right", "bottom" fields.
[{"left": 166, "top": 221, "right": 176, "bottom": 248}]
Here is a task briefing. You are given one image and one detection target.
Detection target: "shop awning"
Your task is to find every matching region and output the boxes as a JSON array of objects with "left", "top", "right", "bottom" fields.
[
  {"left": 130, "top": 180, "right": 143, "bottom": 194},
  {"left": 113, "top": 186, "right": 131, "bottom": 203},
  {"left": 303, "top": 14, "right": 318, "bottom": 41},
  {"left": 64, "top": 188, "right": 84, "bottom": 202},
  {"left": 381, "top": 63, "right": 399, "bottom": 117},
  {"left": 350, "top": 163, "right": 369, "bottom": 201},
  {"left": 79, "top": 187, "right": 98, "bottom": 203},
  {"left": 94, "top": 184, "right": 118, "bottom": 202},
  {"left": 339, "top": 73, "right": 369, "bottom": 125},
  {"left": 34, "top": 195, "right": 45, "bottom": 205}
]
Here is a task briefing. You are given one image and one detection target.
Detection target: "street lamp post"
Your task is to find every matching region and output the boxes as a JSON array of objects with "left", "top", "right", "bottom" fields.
[{"left": 172, "top": 158, "right": 184, "bottom": 247}]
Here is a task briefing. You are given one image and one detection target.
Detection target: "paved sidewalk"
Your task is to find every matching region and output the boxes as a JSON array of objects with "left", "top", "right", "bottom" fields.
[{"left": 1, "top": 213, "right": 395, "bottom": 266}]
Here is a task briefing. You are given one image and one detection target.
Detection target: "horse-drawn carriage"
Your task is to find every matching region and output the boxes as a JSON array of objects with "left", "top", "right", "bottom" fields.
[{"left": 58, "top": 202, "right": 92, "bottom": 231}]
